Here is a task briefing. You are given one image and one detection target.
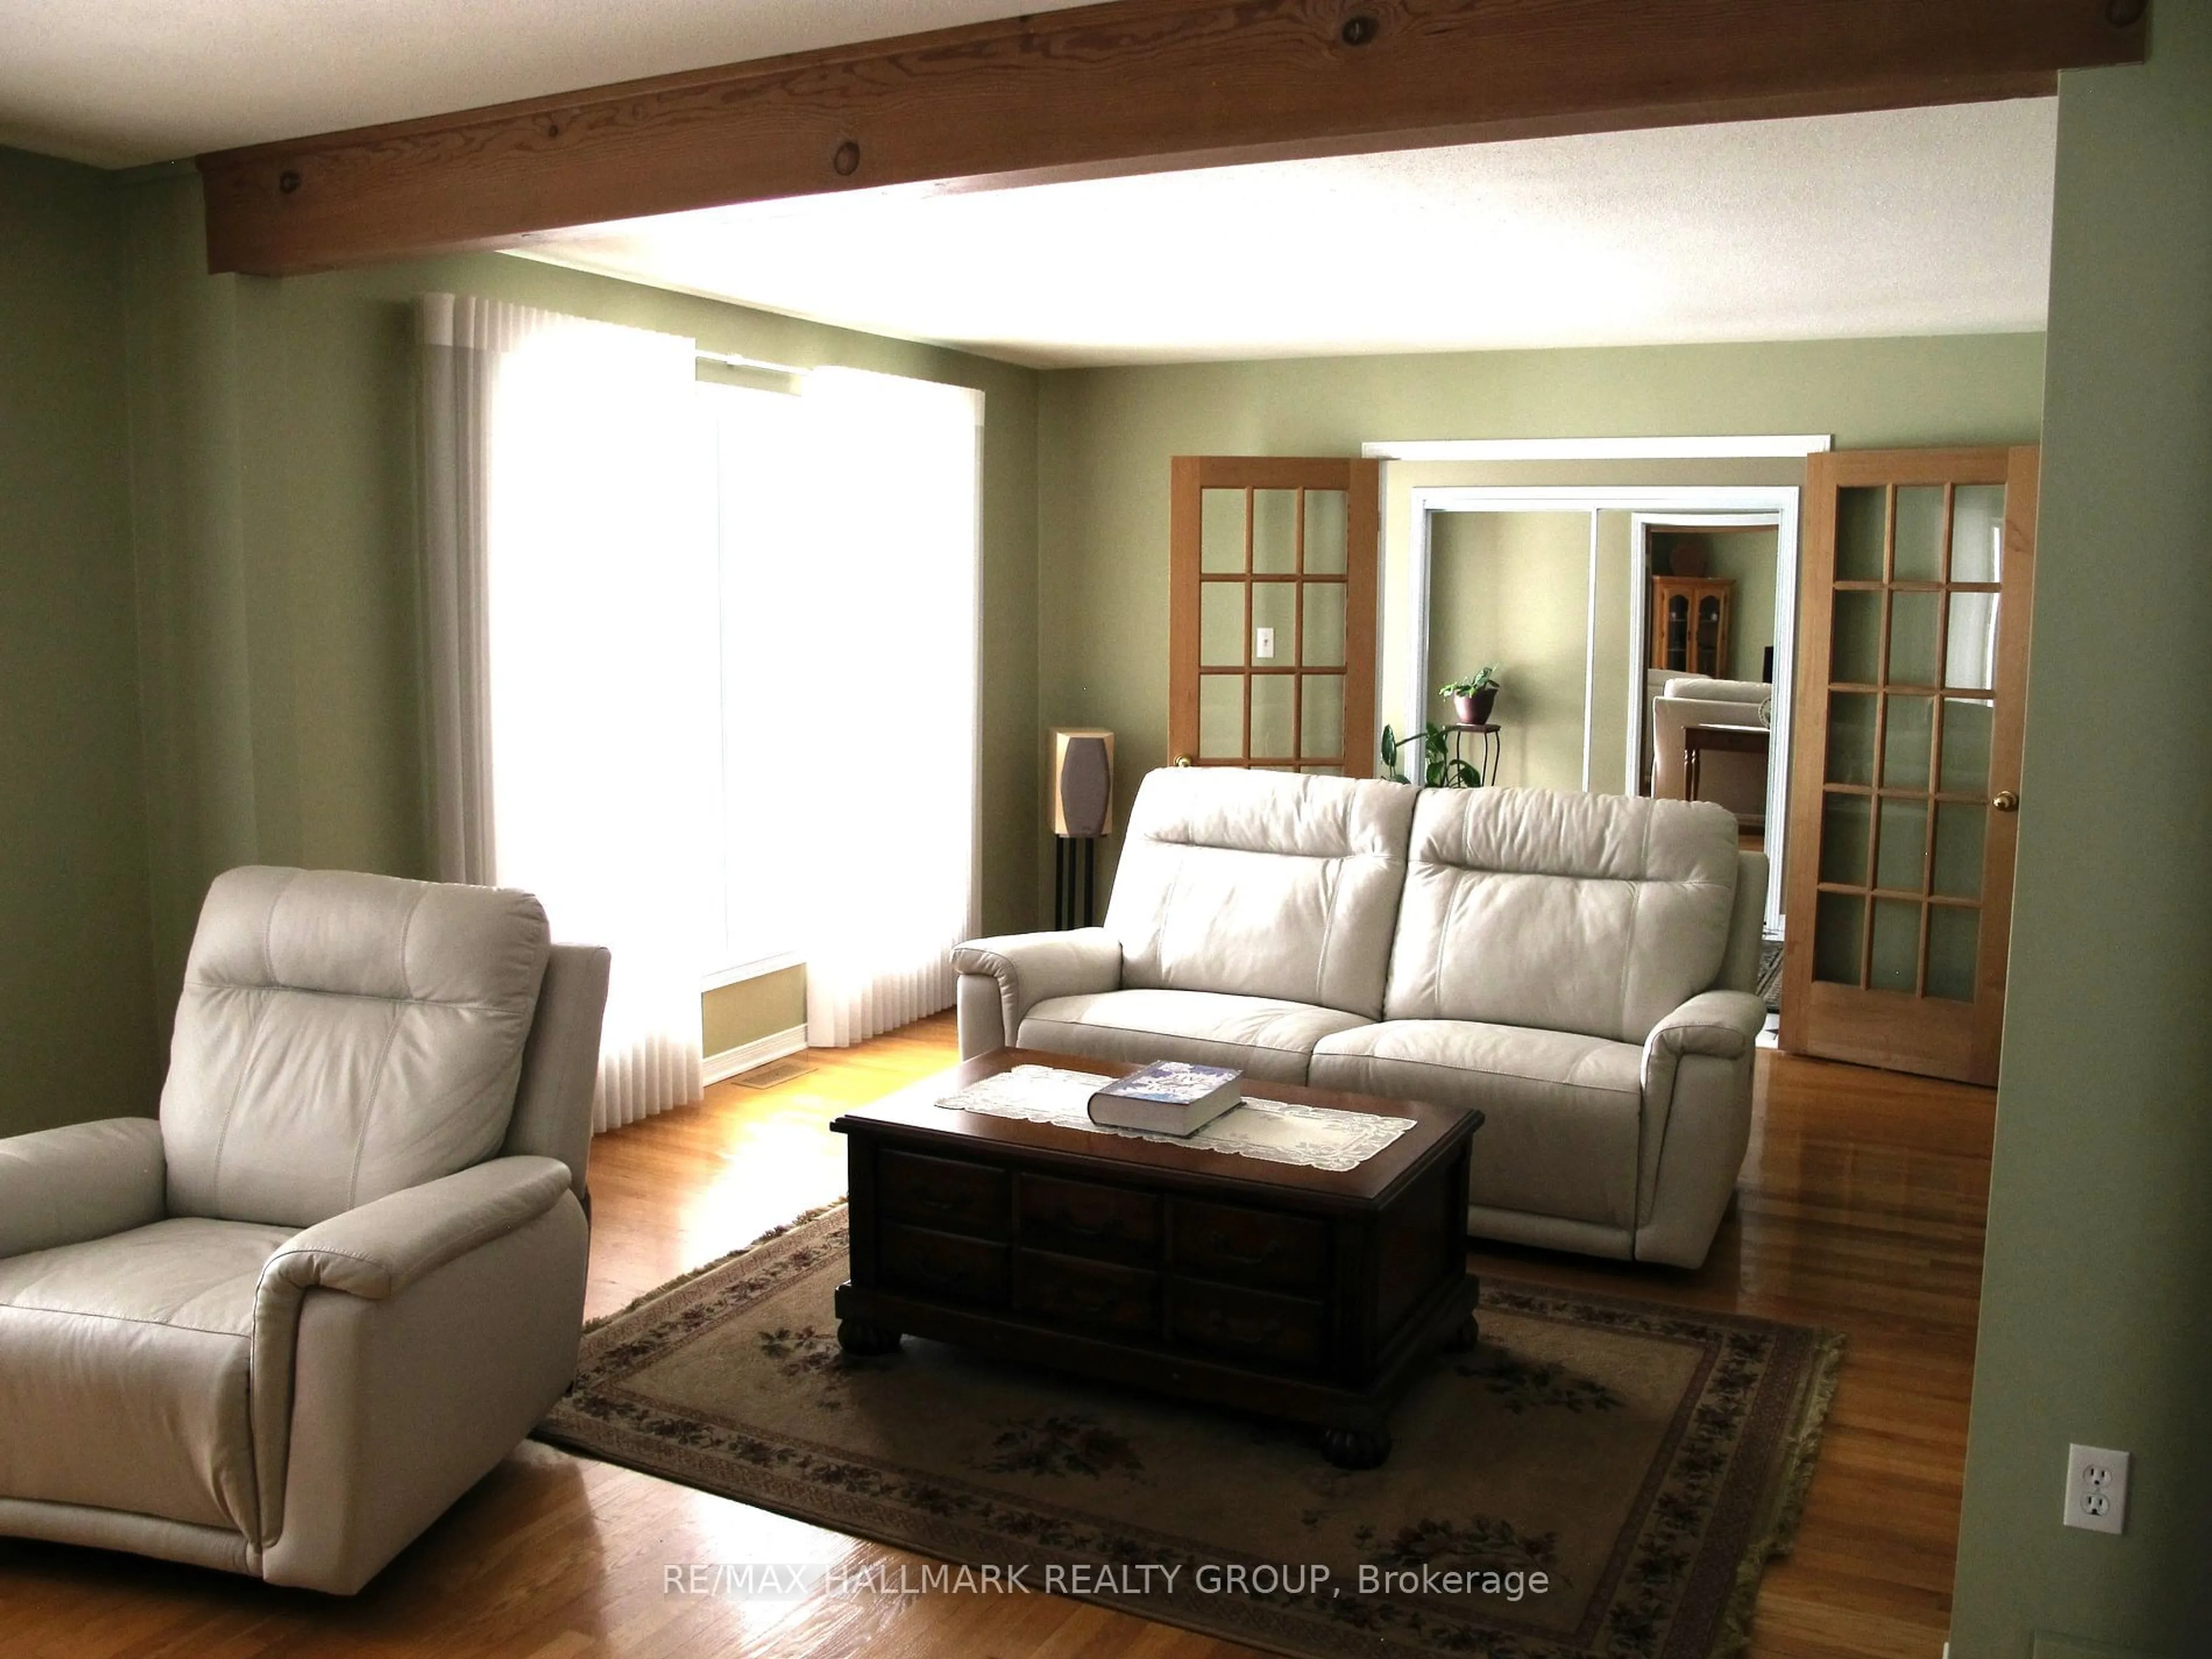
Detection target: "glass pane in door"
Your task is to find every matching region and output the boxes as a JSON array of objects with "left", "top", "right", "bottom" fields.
[
  {"left": 1927, "top": 906, "right": 1980, "bottom": 1001},
  {"left": 1252, "top": 490, "right": 1298, "bottom": 574},
  {"left": 1202, "top": 490, "right": 1245, "bottom": 573},
  {"left": 1198, "top": 676, "right": 1243, "bottom": 759},
  {"left": 1200, "top": 582, "right": 1244, "bottom": 666},
  {"left": 1304, "top": 491, "right": 1348, "bottom": 574},
  {"left": 1301, "top": 675, "right": 1344, "bottom": 759},
  {"left": 1249, "top": 676, "right": 1294, "bottom": 759},
  {"left": 1835, "top": 487, "right": 1887, "bottom": 581},
  {"left": 1302, "top": 583, "right": 1346, "bottom": 666},
  {"left": 1940, "top": 699, "right": 1994, "bottom": 794},
  {"left": 1813, "top": 893, "right": 1865, "bottom": 983},
  {"left": 1251, "top": 582, "right": 1294, "bottom": 665},
  {"left": 1889, "top": 592, "right": 1941, "bottom": 685},
  {"left": 1893, "top": 487, "right": 1946, "bottom": 581},
  {"left": 1869, "top": 899, "right": 1921, "bottom": 992},
  {"left": 1950, "top": 486, "right": 2005, "bottom": 582}
]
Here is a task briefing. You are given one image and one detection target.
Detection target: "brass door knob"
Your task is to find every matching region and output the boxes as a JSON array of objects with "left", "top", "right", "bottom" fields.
[
  {"left": 1175, "top": 754, "right": 1194, "bottom": 767},
  {"left": 1993, "top": 790, "right": 2019, "bottom": 812}
]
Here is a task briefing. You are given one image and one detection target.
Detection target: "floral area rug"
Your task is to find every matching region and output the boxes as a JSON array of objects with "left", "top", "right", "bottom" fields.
[{"left": 538, "top": 1206, "right": 1840, "bottom": 1659}]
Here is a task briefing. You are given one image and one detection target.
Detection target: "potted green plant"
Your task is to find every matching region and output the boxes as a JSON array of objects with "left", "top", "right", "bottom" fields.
[
  {"left": 1380, "top": 724, "right": 1480, "bottom": 788},
  {"left": 1439, "top": 666, "right": 1501, "bottom": 725}
]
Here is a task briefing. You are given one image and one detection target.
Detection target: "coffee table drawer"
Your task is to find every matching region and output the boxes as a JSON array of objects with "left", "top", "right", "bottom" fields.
[
  {"left": 1170, "top": 1278, "right": 1328, "bottom": 1372},
  {"left": 1014, "top": 1248, "right": 1160, "bottom": 1338},
  {"left": 1170, "top": 1198, "right": 1330, "bottom": 1293},
  {"left": 882, "top": 1222, "right": 1010, "bottom": 1305},
  {"left": 880, "top": 1149, "right": 1010, "bottom": 1238},
  {"left": 1018, "top": 1173, "right": 1161, "bottom": 1264}
]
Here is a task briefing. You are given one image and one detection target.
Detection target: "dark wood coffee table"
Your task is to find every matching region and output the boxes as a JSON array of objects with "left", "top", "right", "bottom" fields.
[{"left": 830, "top": 1048, "right": 1481, "bottom": 1468}]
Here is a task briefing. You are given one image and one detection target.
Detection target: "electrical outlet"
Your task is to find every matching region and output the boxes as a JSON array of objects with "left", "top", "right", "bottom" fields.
[
  {"left": 1254, "top": 626, "right": 1275, "bottom": 661},
  {"left": 2063, "top": 1444, "right": 2129, "bottom": 1535}
]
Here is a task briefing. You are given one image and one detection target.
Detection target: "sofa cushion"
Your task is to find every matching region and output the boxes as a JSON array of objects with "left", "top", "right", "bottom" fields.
[
  {"left": 161, "top": 867, "right": 551, "bottom": 1229},
  {"left": 0, "top": 1217, "right": 291, "bottom": 1534},
  {"left": 1384, "top": 789, "right": 1738, "bottom": 1044},
  {"left": 1310, "top": 1021, "right": 1645, "bottom": 1229},
  {"left": 1020, "top": 990, "right": 1370, "bottom": 1085},
  {"left": 1104, "top": 770, "right": 1417, "bottom": 1020}
]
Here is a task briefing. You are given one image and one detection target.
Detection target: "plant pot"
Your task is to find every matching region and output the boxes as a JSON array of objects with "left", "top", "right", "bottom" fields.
[{"left": 1453, "top": 688, "right": 1498, "bottom": 725}]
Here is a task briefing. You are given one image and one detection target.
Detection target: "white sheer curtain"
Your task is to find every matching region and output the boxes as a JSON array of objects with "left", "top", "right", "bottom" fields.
[
  {"left": 702, "top": 368, "right": 982, "bottom": 1047},
  {"left": 418, "top": 293, "right": 718, "bottom": 1131},
  {"left": 792, "top": 369, "right": 982, "bottom": 1046}
]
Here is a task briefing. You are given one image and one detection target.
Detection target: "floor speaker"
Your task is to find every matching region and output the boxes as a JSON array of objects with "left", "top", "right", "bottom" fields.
[{"left": 1051, "top": 729, "right": 1115, "bottom": 838}]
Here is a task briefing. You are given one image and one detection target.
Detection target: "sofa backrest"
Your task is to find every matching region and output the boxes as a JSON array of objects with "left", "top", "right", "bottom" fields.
[
  {"left": 1106, "top": 769, "right": 1418, "bottom": 1020},
  {"left": 1385, "top": 788, "right": 1739, "bottom": 1043},
  {"left": 161, "top": 866, "right": 552, "bottom": 1228}
]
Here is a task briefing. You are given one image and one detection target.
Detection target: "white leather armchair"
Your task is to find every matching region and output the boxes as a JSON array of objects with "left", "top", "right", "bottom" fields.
[{"left": 0, "top": 867, "right": 610, "bottom": 1593}]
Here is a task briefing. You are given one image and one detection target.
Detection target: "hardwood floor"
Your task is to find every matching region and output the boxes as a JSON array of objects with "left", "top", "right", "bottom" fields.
[{"left": 0, "top": 1013, "right": 1991, "bottom": 1658}]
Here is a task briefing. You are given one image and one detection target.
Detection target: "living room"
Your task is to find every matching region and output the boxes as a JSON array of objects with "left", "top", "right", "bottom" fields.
[{"left": 0, "top": 4, "right": 2206, "bottom": 1658}]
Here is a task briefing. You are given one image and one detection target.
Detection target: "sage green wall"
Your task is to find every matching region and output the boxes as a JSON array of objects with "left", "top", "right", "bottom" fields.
[
  {"left": 1425, "top": 512, "right": 1590, "bottom": 789},
  {"left": 0, "top": 147, "right": 160, "bottom": 1134},
  {"left": 1952, "top": 17, "right": 2212, "bottom": 1656},
  {"left": 1037, "top": 336, "right": 2044, "bottom": 912},
  {"left": 117, "top": 168, "right": 1039, "bottom": 1016}
]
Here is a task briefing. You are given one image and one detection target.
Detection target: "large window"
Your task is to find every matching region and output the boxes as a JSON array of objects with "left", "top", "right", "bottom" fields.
[{"left": 700, "top": 368, "right": 983, "bottom": 1044}]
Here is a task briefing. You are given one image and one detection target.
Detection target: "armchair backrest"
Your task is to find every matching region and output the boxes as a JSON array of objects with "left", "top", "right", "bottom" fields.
[
  {"left": 502, "top": 942, "right": 612, "bottom": 1206},
  {"left": 1384, "top": 788, "right": 1740, "bottom": 1043},
  {"left": 1105, "top": 768, "right": 1417, "bottom": 1020},
  {"left": 160, "top": 867, "right": 552, "bottom": 1228}
]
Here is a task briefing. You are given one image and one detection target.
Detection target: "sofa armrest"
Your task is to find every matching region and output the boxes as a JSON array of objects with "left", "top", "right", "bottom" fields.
[
  {"left": 1642, "top": 991, "right": 1767, "bottom": 1099},
  {"left": 1634, "top": 991, "right": 1767, "bottom": 1267},
  {"left": 952, "top": 927, "right": 1122, "bottom": 1055},
  {"left": 251, "top": 1156, "right": 576, "bottom": 1541},
  {"left": 0, "top": 1118, "right": 165, "bottom": 1258}
]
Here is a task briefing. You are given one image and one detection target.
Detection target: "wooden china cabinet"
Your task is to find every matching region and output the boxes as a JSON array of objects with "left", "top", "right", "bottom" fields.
[{"left": 1650, "top": 577, "right": 1734, "bottom": 679}]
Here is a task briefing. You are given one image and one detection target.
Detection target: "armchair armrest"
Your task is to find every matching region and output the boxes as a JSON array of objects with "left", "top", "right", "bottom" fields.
[
  {"left": 952, "top": 927, "right": 1122, "bottom": 1055},
  {"left": 0, "top": 1118, "right": 164, "bottom": 1258},
  {"left": 251, "top": 1155, "right": 576, "bottom": 1541}
]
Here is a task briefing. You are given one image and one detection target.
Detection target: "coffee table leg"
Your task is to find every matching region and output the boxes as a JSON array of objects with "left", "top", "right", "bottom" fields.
[
  {"left": 837, "top": 1317, "right": 904, "bottom": 1357},
  {"left": 1320, "top": 1426, "right": 1392, "bottom": 1469}
]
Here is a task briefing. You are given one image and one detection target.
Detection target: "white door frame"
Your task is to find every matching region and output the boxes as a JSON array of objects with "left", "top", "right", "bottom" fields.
[{"left": 1406, "top": 484, "right": 1800, "bottom": 937}]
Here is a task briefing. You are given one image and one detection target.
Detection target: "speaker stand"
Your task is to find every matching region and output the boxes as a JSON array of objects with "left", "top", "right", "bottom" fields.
[{"left": 1054, "top": 836, "right": 1099, "bottom": 930}]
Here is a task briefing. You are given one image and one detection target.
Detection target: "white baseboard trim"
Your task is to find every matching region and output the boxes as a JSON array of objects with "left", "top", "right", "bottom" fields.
[{"left": 702, "top": 1024, "right": 809, "bottom": 1086}]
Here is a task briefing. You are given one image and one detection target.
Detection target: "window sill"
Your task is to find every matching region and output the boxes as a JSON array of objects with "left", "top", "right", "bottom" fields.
[{"left": 701, "top": 952, "right": 804, "bottom": 993}]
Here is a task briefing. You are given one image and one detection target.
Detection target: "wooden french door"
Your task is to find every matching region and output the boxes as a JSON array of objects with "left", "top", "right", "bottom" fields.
[
  {"left": 1168, "top": 457, "right": 1379, "bottom": 775},
  {"left": 1779, "top": 446, "right": 2038, "bottom": 1085}
]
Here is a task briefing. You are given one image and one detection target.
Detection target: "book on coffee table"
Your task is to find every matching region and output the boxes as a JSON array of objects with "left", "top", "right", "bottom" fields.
[{"left": 1087, "top": 1060, "right": 1243, "bottom": 1136}]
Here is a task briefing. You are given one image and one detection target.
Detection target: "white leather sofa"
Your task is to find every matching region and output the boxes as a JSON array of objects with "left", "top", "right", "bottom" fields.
[
  {"left": 0, "top": 866, "right": 610, "bottom": 1593},
  {"left": 1650, "top": 675, "right": 1771, "bottom": 824},
  {"left": 955, "top": 770, "right": 1767, "bottom": 1268}
]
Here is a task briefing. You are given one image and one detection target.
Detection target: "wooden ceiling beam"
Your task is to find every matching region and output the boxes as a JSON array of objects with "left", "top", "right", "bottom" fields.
[{"left": 195, "top": 0, "right": 2145, "bottom": 276}]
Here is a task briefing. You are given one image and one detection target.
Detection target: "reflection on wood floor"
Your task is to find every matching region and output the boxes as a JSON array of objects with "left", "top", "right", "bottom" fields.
[{"left": 0, "top": 1010, "right": 1991, "bottom": 1658}]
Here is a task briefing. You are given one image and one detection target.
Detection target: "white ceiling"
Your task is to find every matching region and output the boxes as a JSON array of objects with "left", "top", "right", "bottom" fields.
[
  {"left": 0, "top": 0, "right": 1100, "bottom": 168},
  {"left": 519, "top": 100, "right": 2057, "bottom": 368},
  {"left": 0, "top": 0, "right": 2054, "bottom": 369}
]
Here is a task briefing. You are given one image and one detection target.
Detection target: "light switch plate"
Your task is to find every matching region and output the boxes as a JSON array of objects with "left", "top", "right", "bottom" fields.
[
  {"left": 1255, "top": 626, "right": 1276, "bottom": 661},
  {"left": 2062, "top": 1444, "right": 2129, "bottom": 1535}
]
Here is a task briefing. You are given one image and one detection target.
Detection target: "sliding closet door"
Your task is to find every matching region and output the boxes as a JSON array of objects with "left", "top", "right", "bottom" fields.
[
  {"left": 1168, "top": 457, "right": 1379, "bottom": 775},
  {"left": 1779, "top": 446, "right": 2038, "bottom": 1084}
]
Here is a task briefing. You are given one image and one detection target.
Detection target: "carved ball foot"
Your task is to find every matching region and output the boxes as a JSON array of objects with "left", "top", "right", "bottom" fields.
[
  {"left": 1444, "top": 1314, "right": 1480, "bottom": 1354},
  {"left": 1319, "top": 1426, "right": 1392, "bottom": 1470},
  {"left": 836, "top": 1317, "right": 903, "bottom": 1358}
]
